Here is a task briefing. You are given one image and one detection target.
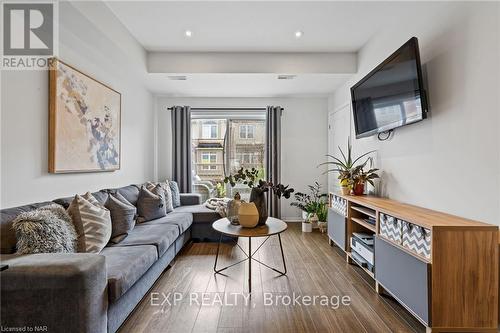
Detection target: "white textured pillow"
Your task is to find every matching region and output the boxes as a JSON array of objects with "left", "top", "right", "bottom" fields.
[{"left": 67, "top": 193, "right": 112, "bottom": 253}]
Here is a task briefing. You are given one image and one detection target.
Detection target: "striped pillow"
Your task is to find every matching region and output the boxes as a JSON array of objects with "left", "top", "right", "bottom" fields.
[{"left": 68, "top": 193, "right": 112, "bottom": 253}]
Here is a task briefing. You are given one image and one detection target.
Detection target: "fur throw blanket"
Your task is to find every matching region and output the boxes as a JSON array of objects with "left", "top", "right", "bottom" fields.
[
  {"left": 204, "top": 197, "right": 231, "bottom": 217},
  {"left": 12, "top": 204, "right": 78, "bottom": 254}
]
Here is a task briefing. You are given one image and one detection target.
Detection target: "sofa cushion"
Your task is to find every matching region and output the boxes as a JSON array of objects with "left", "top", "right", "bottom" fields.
[
  {"left": 109, "top": 224, "right": 179, "bottom": 257},
  {"left": 105, "top": 193, "right": 137, "bottom": 244},
  {"left": 100, "top": 245, "right": 158, "bottom": 303},
  {"left": 53, "top": 191, "right": 108, "bottom": 209},
  {"left": 140, "top": 212, "right": 193, "bottom": 233},
  {"left": 107, "top": 185, "right": 140, "bottom": 206},
  {"left": 173, "top": 205, "right": 220, "bottom": 224},
  {"left": 0, "top": 202, "right": 54, "bottom": 254}
]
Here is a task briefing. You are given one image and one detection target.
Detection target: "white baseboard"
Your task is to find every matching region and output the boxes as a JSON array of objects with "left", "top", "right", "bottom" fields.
[{"left": 282, "top": 218, "right": 303, "bottom": 223}]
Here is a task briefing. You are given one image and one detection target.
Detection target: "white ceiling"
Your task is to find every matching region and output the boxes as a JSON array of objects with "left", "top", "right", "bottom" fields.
[
  {"left": 106, "top": 1, "right": 406, "bottom": 52},
  {"left": 103, "top": 1, "right": 434, "bottom": 97}
]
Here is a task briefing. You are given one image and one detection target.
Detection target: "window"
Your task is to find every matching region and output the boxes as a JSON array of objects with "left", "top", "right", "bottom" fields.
[
  {"left": 237, "top": 152, "right": 257, "bottom": 164},
  {"left": 202, "top": 121, "right": 218, "bottom": 139},
  {"left": 191, "top": 114, "right": 265, "bottom": 201},
  {"left": 239, "top": 124, "right": 255, "bottom": 139},
  {"left": 201, "top": 152, "right": 217, "bottom": 164}
]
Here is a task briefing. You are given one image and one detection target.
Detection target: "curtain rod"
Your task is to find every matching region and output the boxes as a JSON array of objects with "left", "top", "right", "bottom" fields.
[{"left": 166, "top": 107, "right": 283, "bottom": 111}]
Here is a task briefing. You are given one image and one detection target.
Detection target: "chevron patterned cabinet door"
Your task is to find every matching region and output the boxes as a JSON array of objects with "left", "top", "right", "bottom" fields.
[
  {"left": 402, "top": 221, "right": 431, "bottom": 260},
  {"left": 331, "top": 195, "right": 347, "bottom": 217},
  {"left": 380, "top": 213, "right": 403, "bottom": 244}
]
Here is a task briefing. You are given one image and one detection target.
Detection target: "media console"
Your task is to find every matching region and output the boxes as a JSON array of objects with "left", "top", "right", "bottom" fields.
[{"left": 328, "top": 193, "right": 498, "bottom": 333}]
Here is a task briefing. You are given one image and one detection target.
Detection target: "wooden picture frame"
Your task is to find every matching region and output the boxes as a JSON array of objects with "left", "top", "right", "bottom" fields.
[{"left": 49, "top": 58, "right": 121, "bottom": 173}]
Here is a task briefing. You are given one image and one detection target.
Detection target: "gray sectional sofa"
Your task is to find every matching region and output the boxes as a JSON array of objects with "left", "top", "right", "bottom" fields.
[{"left": 0, "top": 184, "right": 221, "bottom": 333}]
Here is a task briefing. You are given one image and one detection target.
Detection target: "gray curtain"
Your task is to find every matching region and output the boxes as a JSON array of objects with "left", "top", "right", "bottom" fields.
[
  {"left": 171, "top": 106, "right": 192, "bottom": 193},
  {"left": 266, "top": 106, "right": 282, "bottom": 218}
]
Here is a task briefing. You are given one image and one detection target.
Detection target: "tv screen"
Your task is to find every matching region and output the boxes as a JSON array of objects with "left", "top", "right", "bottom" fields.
[{"left": 351, "top": 37, "right": 428, "bottom": 138}]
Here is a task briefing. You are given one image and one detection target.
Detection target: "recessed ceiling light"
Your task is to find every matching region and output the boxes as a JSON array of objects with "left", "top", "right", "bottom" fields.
[
  {"left": 168, "top": 75, "right": 187, "bottom": 81},
  {"left": 295, "top": 31, "right": 303, "bottom": 38},
  {"left": 184, "top": 30, "right": 192, "bottom": 37},
  {"left": 277, "top": 74, "right": 297, "bottom": 80}
]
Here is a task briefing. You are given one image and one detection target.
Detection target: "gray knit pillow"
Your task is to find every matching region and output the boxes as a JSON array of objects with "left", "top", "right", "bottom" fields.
[
  {"left": 137, "top": 185, "right": 166, "bottom": 222},
  {"left": 105, "top": 192, "right": 137, "bottom": 243},
  {"left": 12, "top": 204, "right": 77, "bottom": 254}
]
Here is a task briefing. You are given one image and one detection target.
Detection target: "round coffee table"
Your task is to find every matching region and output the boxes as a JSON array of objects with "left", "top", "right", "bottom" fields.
[{"left": 212, "top": 217, "right": 287, "bottom": 293}]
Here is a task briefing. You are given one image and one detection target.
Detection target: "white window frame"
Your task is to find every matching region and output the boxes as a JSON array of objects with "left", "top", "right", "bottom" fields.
[
  {"left": 202, "top": 122, "right": 218, "bottom": 139},
  {"left": 239, "top": 124, "right": 255, "bottom": 139},
  {"left": 237, "top": 152, "right": 257, "bottom": 164},
  {"left": 201, "top": 152, "right": 217, "bottom": 164},
  {"left": 201, "top": 165, "right": 217, "bottom": 170}
]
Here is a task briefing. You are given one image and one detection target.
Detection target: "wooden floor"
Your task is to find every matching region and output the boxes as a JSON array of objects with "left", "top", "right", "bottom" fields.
[{"left": 119, "top": 223, "right": 425, "bottom": 333}]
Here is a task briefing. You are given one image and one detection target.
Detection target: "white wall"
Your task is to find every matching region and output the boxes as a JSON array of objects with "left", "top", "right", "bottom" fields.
[
  {"left": 156, "top": 97, "right": 328, "bottom": 221},
  {"left": 0, "top": 2, "right": 154, "bottom": 208},
  {"left": 328, "top": 2, "right": 500, "bottom": 225}
]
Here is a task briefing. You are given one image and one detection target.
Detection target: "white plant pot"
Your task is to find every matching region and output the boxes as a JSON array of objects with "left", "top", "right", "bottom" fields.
[{"left": 302, "top": 222, "right": 313, "bottom": 233}]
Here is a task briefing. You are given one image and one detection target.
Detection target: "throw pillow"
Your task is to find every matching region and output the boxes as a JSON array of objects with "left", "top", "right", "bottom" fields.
[
  {"left": 169, "top": 180, "right": 181, "bottom": 208},
  {"left": 67, "top": 194, "right": 112, "bottom": 253},
  {"left": 146, "top": 181, "right": 174, "bottom": 213},
  {"left": 12, "top": 204, "right": 77, "bottom": 254},
  {"left": 137, "top": 185, "right": 167, "bottom": 222},
  {"left": 105, "top": 192, "right": 137, "bottom": 244},
  {"left": 82, "top": 191, "right": 107, "bottom": 207}
]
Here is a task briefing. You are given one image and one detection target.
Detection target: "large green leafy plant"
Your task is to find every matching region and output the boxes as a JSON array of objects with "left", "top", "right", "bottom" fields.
[{"left": 321, "top": 141, "right": 377, "bottom": 187}]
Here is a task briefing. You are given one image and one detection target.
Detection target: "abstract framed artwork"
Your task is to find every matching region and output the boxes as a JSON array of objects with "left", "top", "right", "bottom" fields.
[{"left": 49, "top": 58, "right": 121, "bottom": 173}]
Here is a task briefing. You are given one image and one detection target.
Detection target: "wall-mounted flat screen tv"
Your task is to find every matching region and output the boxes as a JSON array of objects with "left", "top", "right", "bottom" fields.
[{"left": 351, "top": 37, "right": 428, "bottom": 139}]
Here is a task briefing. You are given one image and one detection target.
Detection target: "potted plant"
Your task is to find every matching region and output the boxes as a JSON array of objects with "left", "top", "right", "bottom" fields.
[
  {"left": 320, "top": 141, "right": 375, "bottom": 195},
  {"left": 351, "top": 163, "right": 380, "bottom": 196},
  {"left": 316, "top": 202, "right": 328, "bottom": 233},
  {"left": 290, "top": 182, "right": 327, "bottom": 230},
  {"left": 302, "top": 219, "right": 313, "bottom": 232},
  {"left": 224, "top": 168, "right": 294, "bottom": 226}
]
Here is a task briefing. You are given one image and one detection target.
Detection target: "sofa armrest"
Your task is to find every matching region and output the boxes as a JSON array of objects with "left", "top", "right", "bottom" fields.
[
  {"left": 180, "top": 193, "right": 202, "bottom": 206},
  {"left": 1, "top": 253, "right": 107, "bottom": 333}
]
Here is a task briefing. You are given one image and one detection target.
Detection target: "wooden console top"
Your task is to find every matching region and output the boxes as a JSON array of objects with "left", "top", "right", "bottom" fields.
[{"left": 336, "top": 193, "right": 496, "bottom": 230}]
